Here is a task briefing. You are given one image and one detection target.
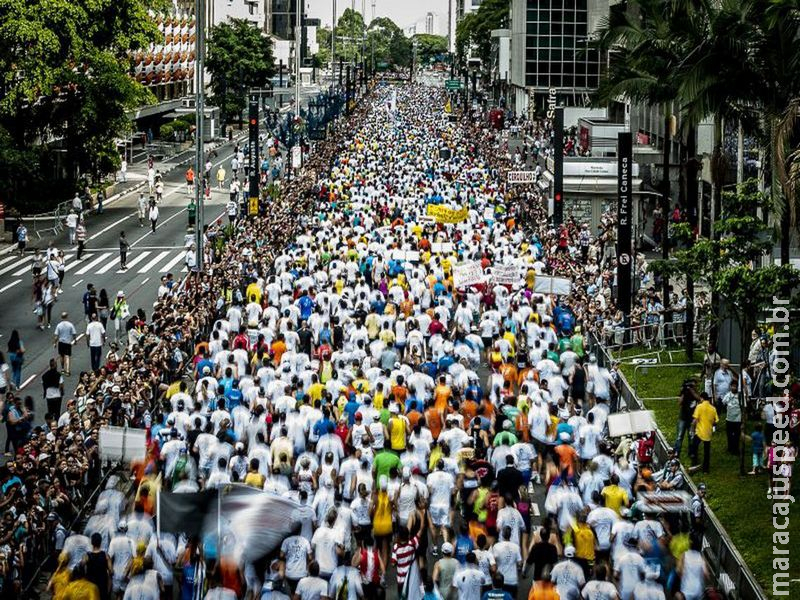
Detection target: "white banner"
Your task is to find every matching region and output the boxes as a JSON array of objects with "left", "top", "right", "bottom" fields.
[
  {"left": 607, "top": 410, "right": 655, "bottom": 438},
  {"left": 508, "top": 171, "right": 537, "bottom": 184},
  {"left": 453, "top": 261, "right": 484, "bottom": 288},
  {"left": 391, "top": 249, "right": 420, "bottom": 262},
  {"left": 291, "top": 145, "right": 302, "bottom": 169},
  {"left": 491, "top": 264, "right": 522, "bottom": 286},
  {"left": 431, "top": 242, "right": 454, "bottom": 253},
  {"left": 533, "top": 275, "right": 572, "bottom": 295},
  {"left": 99, "top": 426, "right": 147, "bottom": 463}
]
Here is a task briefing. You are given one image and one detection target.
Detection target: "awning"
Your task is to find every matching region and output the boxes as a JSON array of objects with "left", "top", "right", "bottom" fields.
[{"left": 540, "top": 169, "right": 642, "bottom": 195}]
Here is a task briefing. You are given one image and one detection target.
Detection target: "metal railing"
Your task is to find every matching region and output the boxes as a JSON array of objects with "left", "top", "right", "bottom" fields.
[{"left": 590, "top": 333, "right": 767, "bottom": 600}]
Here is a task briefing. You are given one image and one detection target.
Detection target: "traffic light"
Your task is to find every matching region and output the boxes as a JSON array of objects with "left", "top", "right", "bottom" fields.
[{"left": 555, "top": 192, "right": 562, "bottom": 203}]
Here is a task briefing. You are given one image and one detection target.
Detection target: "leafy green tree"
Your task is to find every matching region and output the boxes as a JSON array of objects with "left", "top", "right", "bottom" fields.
[
  {"left": 412, "top": 34, "right": 447, "bottom": 65},
  {"left": 367, "top": 17, "right": 412, "bottom": 68},
  {"left": 454, "top": 0, "right": 509, "bottom": 70},
  {"left": 206, "top": 19, "right": 275, "bottom": 128},
  {"left": 0, "top": 0, "right": 162, "bottom": 205},
  {"left": 650, "top": 180, "right": 800, "bottom": 474}
]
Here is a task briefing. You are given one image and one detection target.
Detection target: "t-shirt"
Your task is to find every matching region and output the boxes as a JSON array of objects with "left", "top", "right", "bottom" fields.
[
  {"left": 280, "top": 535, "right": 311, "bottom": 580},
  {"left": 601, "top": 485, "right": 628, "bottom": 515},
  {"left": 491, "top": 541, "right": 521, "bottom": 586},
  {"left": 310, "top": 526, "right": 342, "bottom": 576},
  {"left": 453, "top": 567, "right": 487, "bottom": 600},
  {"left": 482, "top": 590, "right": 513, "bottom": 600},
  {"left": 294, "top": 576, "right": 328, "bottom": 600},
  {"left": 693, "top": 402, "right": 718, "bottom": 442},
  {"left": 86, "top": 321, "right": 105, "bottom": 347},
  {"left": 373, "top": 450, "right": 401, "bottom": 483},
  {"left": 54, "top": 321, "right": 77, "bottom": 344}
]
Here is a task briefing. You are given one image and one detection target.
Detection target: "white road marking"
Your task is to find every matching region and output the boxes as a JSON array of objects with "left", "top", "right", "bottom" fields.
[
  {"left": 137, "top": 251, "right": 171, "bottom": 273},
  {"left": 74, "top": 252, "right": 113, "bottom": 275},
  {"left": 116, "top": 251, "right": 151, "bottom": 273},
  {"left": 159, "top": 251, "right": 186, "bottom": 273},
  {"left": 0, "top": 256, "right": 30, "bottom": 276},
  {"left": 0, "top": 279, "right": 21, "bottom": 293},
  {"left": 14, "top": 253, "right": 74, "bottom": 277},
  {"left": 71, "top": 279, "right": 84, "bottom": 288},
  {"left": 18, "top": 374, "right": 36, "bottom": 390},
  {"left": 64, "top": 254, "right": 92, "bottom": 272},
  {"left": 0, "top": 255, "right": 18, "bottom": 268},
  {"left": 96, "top": 254, "right": 123, "bottom": 274},
  {"left": 140, "top": 277, "right": 150, "bottom": 285},
  {"left": 88, "top": 212, "right": 134, "bottom": 241}
]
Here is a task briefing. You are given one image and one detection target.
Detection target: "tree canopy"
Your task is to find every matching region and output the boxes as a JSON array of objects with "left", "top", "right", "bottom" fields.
[
  {"left": 412, "top": 34, "right": 447, "bottom": 65},
  {"left": 206, "top": 19, "right": 275, "bottom": 128},
  {"left": 314, "top": 12, "right": 413, "bottom": 71},
  {"left": 0, "top": 0, "right": 163, "bottom": 209},
  {"left": 455, "top": 0, "right": 509, "bottom": 70}
]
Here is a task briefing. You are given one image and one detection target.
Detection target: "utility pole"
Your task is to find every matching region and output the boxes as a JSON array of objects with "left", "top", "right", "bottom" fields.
[
  {"left": 331, "top": 0, "right": 337, "bottom": 93},
  {"left": 295, "top": 0, "right": 301, "bottom": 116},
  {"left": 194, "top": 0, "right": 205, "bottom": 271}
]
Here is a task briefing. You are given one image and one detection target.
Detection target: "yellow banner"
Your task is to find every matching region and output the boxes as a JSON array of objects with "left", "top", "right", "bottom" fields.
[
  {"left": 426, "top": 204, "right": 468, "bottom": 224},
  {"left": 248, "top": 196, "right": 259, "bottom": 216}
]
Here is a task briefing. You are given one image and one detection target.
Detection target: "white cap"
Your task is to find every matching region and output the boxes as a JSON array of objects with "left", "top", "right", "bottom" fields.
[
  {"left": 441, "top": 542, "right": 454, "bottom": 555},
  {"left": 389, "top": 404, "right": 399, "bottom": 414},
  {"left": 564, "top": 545, "right": 576, "bottom": 558}
]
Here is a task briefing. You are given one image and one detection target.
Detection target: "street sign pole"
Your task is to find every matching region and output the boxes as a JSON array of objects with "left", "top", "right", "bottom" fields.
[
  {"left": 617, "top": 132, "right": 633, "bottom": 317},
  {"left": 553, "top": 106, "right": 564, "bottom": 225},
  {"left": 248, "top": 96, "right": 259, "bottom": 202}
]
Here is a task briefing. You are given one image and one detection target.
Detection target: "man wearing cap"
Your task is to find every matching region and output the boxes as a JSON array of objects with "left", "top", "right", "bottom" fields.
[
  {"left": 432, "top": 541, "right": 460, "bottom": 599},
  {"left": 550, "top": 545, "right": 585, "bottom": 600}
]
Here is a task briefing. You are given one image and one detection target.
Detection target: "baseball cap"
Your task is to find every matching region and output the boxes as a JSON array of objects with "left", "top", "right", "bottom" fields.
[
  {"left": 389, "top": 404, "right": 399, "bottom": 414},
  {"left": 564, "top": 545, "right": 576, "bottom": 558},
  {"left": 441, "top": 542, "right": 454, "bottom": 555}
]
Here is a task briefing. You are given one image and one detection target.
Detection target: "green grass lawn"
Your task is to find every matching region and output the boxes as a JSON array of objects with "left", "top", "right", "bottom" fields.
[{"left": 618, "top": 349, "right": 799, "bottom": 598}]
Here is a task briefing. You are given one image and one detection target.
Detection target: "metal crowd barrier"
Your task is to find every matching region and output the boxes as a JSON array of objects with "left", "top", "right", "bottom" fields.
[{"left": 590, "top": 333, "right": 767, "bottom": 600}]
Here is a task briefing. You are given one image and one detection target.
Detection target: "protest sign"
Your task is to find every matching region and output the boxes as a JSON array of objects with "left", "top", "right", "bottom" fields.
[
  {"left": 98, "top": 426, "right": 147, "bottom": 463},
  {"left": 426, "top": 204, "right": 468, "bottom": 223},
  {"left": 453, "top": 261, "right": 484, "bottom": 288},
  {"left": 491, "top": 264, "right": 522, "bottom": 286},
  {"left": 607, "top": 410, "right": 655, "bottom": 438},
  {"left": 533, "top": 275, "right": 572, "bottom": 295}
]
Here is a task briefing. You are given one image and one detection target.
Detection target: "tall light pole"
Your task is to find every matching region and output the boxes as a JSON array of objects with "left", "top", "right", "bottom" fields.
[
  {"left": 194, "top": 0, "right": 205, "bottom": 271},
  {"left": 295, "top": 0, "right": 301, "bottom": 116},
  {"left": 331, "top": 0, "right": 337, "bottom": 94}
]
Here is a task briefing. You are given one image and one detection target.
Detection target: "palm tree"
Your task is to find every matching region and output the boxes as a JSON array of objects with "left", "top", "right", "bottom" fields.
[{"left": 594, "top": 0, "right": 709, "bottom": 358}]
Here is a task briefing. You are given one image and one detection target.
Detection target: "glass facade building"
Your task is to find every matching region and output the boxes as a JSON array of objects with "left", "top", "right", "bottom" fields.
[{"left": 523, "top": 0, "right": 602, "bottom": 91}]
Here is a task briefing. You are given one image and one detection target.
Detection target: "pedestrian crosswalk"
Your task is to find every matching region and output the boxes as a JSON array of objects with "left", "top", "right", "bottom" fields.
[{"left": 0, "top": 248, "right": 190, "bottom": 294}]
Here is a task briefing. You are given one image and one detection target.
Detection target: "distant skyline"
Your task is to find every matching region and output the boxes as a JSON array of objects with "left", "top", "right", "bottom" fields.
[{"left": 306, "top": 0, "right": 449, "bottom": 31}]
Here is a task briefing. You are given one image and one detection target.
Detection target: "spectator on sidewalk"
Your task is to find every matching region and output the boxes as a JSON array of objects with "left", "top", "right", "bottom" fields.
[{"left": 690, "top": 393, "right": 718, "bottom": 474}]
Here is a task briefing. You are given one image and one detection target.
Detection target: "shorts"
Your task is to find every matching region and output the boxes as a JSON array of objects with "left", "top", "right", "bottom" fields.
[
  {"left": 17, "top": 240, "right": 26, "bottom": 251},
  {"left": 753, "top": 453, "right": 764, "bottom": 468},
  {"left": 57, "top": 342, "right": 72, "bottom": 357},
  {"left": 430, "top": 504, "right": 450, "bottom": 526}
]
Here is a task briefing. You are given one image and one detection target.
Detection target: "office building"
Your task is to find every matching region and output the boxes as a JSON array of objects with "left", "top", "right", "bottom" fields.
[{"left": 510, "top": 0, "right": 609, "bottom": 116}]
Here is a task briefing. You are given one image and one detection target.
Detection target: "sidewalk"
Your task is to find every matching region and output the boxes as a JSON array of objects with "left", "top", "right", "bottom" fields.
[{"left": 0, "top": 134, "right": 245, "bottom": 256}]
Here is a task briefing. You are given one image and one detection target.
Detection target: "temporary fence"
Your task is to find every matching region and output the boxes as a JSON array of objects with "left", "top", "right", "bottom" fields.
[
  {"left": 596, "top": 318, "right": 714, "bottom": 357},
  {"left": 590, "top": 333, "right": 767, "bottom": 600}
]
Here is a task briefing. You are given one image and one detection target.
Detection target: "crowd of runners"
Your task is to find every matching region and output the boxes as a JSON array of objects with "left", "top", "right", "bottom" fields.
[{"left": 0, "top": 84, "right": 723, "bottom": 600}]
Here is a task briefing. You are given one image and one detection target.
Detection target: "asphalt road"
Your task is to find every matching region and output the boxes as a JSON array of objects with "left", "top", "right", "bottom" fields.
[{"left": 0, "top": 138, "right": 243, "bottom": 426}]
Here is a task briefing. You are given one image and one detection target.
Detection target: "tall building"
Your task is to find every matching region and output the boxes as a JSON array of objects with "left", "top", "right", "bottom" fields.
[
  {"left": 510, "top": 0, "right": 608, "bottom": 115},
  {"left": 425, "top": 12, "right": 436, "bottom": 35},
  {"left": 270, "top": 0, "right": 303, "bottom": 41}
]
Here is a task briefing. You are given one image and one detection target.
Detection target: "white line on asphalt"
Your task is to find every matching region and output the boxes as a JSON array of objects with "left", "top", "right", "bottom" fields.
[
  {"left": 71, "top": 279, "right": 84, "bottom": 288},
  {"left": 159, "top": 251, "right": 186, "bottom": 273},
  {"left": 0, "top": 256, "right": 30, "bottom": 276},
  {"left": 0, "top": 255, "right": 18, "bottom": 268},
  {"left": 116, "top": 251, "right": 151, "bottom": 273},
  {"left": 137, "top": 251, "right": 170, "bottom": 273},
  {"left": 18, "top": 374, "right": 36, "bottom": 390},
  {"left": 88, "top": 212, "right": 134, "bottom": 241},
  {"left": 14, "top": 253, "right": 74, "bottom": 277},
  {"left": 131, "top": 208, "right": 190, "bottom": 248},
  {"left": 74, "top": 252, "right": 113, "bottom": 275},
  {"left": 96, "top": 255, "right": 123, "bottom": 274},
  {"left": 140, "top": 277, "right": 150, "bottom": 285},
  {"left": 64, "top": 254, "right": 92, "bottom": 272},
  {"left": 75, "top": 333, "right": 85, "bottom": 342},
  {"left": 0, "top": 279, "right": 21, "bottom": 293}
]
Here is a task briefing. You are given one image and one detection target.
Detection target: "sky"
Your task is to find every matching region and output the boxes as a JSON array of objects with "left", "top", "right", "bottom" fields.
[{"left": 306, "top": 0, "right": 449, "bottom": 32}]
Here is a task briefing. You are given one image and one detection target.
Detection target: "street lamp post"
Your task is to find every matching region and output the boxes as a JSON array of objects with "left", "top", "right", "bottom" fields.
[
  {"left": 295, "top": 0, "right": 301, "bottom": 116},
  {"left": 194, "top": 0, "right": 205, "bottom": 272}
]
